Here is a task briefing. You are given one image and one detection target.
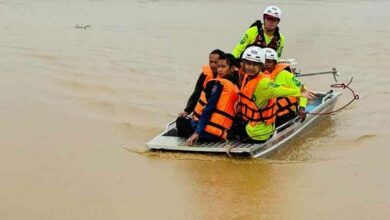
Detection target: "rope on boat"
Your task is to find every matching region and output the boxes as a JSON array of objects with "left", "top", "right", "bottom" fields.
[
  {"left": 225, "top": 142, "right": 235, "bottom": 158},
  {"left": 306, "top": 77, "right": 359, "bottom": 115}
]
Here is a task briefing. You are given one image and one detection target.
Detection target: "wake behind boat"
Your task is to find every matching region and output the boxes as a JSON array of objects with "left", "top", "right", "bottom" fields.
[{"left": 147, "top": 90, "right": 341, "bottom": 158}]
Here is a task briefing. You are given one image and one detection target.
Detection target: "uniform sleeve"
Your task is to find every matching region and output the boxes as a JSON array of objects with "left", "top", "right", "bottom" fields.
[
  {"left": 299, "top": 96, "right": 308, "bottom": 108},
  {"left": 195, "top": 82, "right": 223, "bottom": 135},
  {"left": 261, "top": 78, "right": 300, "bottom": 97},
  {"left": 299, "top": 84, "right": 308, "bottom": 108},
  {"left": 253, "top": 77, "right": 301, "bottom": 108},
  {"left": 184, "top": 73, "right": 206, "bottom": 114},
  {"left": 232, "top": 26, "right": 258, "bottom": 59},
  {"left": 277, "top": 33, "right": 285, "bottom": 58},
  {"left": 291, "top": 74, "right": 308, "bottom": 108},
  {"left": 277, "top": 70, "right": 307, "bottom": 107}
]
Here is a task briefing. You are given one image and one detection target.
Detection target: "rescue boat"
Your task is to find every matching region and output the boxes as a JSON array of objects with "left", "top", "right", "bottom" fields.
[{"left": 146, "top": 90, "right": 341, "bottom": 158}]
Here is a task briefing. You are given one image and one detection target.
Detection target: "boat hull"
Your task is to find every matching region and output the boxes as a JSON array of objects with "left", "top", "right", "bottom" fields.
[{"left": 146, "top": 91, "right": 341, "bottom": 158}]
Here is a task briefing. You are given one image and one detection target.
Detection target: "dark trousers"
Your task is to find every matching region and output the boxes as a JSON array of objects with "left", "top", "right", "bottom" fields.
[
  {"left": 275, "top": 112, "right": 297, "bottom": 128},
  {"left": 227, "top": 119, "right": 266, "bottom": 144},
  {"left": 227, "top": 117, "right": 266, "bottom": 144},
  {"left": 176, "top": 117, "right": 221, "bottom": 142},
  {"left": 176, "top": 117, "right": 194, "bottom": 138}
]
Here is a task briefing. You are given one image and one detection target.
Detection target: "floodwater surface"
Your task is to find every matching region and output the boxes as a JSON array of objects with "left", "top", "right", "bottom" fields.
[{"left": 1, "top": 0, "right": 389, "bottom": 219}]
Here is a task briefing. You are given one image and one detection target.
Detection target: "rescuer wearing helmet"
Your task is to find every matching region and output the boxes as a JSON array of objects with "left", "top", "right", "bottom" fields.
[
  {"left": 232, "top": 5, "right": 285, "bottom": 59},
  {"left": 262, "top": 48, "right": 310, "bottom": 127},
  {"left": 236, "top": 46, "right": 315, "bottom": 142}
]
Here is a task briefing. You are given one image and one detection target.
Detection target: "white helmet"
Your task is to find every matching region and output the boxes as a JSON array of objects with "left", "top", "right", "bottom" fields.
[
  {"left": 242, "top": 46, "right": 264, "bottom": 64},
  {"left": 263, "top": 48, "right": 278, "bottom": 61},
  {"left": 263, "top": 5, "right": 282, "bottom": 20}
]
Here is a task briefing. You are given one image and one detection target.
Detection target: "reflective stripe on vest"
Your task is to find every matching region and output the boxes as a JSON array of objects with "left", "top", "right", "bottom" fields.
[
  {"left": 238, "top": 73, "right": 276, "bottom": 126},
  {"left": 193, "top": 79, "right": 239, "bottom": 139},
  {"left": 270, "top": 64, "right": 298, "bottom": 116}
]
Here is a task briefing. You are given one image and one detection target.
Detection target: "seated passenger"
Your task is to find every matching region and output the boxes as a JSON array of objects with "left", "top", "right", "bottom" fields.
[
  {"left": 178, "top": 49, "right": 224, "bottom": 118},
  {"left": 177, "top": 54, "right": 240, "bottom": 146},
  {"left": 262, "top": 48, "right": 310, "bottom": 127},
  {"left": 236, "top": 46, "right": 315, "bottom": 143}
]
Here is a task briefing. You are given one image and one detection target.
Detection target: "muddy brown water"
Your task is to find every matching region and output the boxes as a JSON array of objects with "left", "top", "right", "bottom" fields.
[{"left": 1, "top": 0, "right": 389, "bottom": 219}]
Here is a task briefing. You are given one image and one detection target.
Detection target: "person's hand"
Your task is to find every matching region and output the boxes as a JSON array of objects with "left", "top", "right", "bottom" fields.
[
  {"left": 178, "top": 111, "right": 189, "bottom": 117},
  {"left": 298, "top": 107, "right": 306, "bottom": 122},
  {"left": 301, "top": 87, "right": 316, "bottom": 100},
  {"left": 186, "top": 133, "right": 199, "bottom": 146}
]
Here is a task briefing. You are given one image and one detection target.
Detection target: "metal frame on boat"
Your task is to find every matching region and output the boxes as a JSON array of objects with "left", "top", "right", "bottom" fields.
[{"left": 146, "top": 90, "right": 341, "bottom": 158}]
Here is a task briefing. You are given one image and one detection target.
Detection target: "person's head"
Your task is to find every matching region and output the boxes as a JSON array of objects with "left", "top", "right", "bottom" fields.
[
  {"left": 263, "top": 48, "right": 278, "bottom": 72},
  {"left": 217, "top": 53, "right": 237, "bottom": 78},
  {"left": 263, "top": 6, "right": 281, "bottom": 32},
  {"left": 209, "top": 49, "right": 225, "bottom": 74},
  {"left": 241, "top": 46, "right": 264, "bottom": 76}
]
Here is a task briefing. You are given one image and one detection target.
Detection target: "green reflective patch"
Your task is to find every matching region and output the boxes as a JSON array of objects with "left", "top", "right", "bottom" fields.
[
  {"left": 268, "top": 82, "right": 280, "bottom": 88},
  {"left": 292, "top": 77, "right": 302, "bottom": 87},
  {"left": 240, "top": 34, "right": 248, "bottom": 45}
]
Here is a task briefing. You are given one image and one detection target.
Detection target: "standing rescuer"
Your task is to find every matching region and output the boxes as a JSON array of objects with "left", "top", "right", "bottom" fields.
[{"left": 232, "top": 5, "right": 285, "bottom": 59}]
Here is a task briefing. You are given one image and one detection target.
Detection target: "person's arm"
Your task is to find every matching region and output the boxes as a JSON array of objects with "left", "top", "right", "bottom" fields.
[
  {"left": 298, "top": 85, "right": 309, "bottom": 122},
  {"left": 276, "top": 33, "right": 285, "bottom": 58},
  {"left": 278, "top": 70, "right": 309, "bottom": 122},
  {"left": 232, "top": 26, "right": 258, "bottom": 59},
  {"left": 186, "top": 82, "right": 223, "bottom": 146},
  {"left": 299, "top": 94, "right": 308, "bottom": 108},
  {"left": 194, "top": 82, "right": 223, "bottom": 135},
  {"left": 179, "top": 73, "right": 206, "bottom": 116},
  {"left": 258, "top": 77, "right": 301, "bottom": 100},
  {"left": 260, "top": 79, "right": 315, "bottom": 101},
  {"left": 278, "top": 70, "right": 307, "bottom": 108},
  {"left": 252, "top": 75, "right": 319, "bottom": 109}
]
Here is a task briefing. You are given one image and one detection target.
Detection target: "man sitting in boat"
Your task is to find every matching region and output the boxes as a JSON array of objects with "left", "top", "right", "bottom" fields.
[
  {"left": 235, "top": 46, "right": 315, "bottom": 143},
  {"left": 232, "top": 5, "right": 285, "bottom": 59},
  {"left": 263, "top": 48, "right": 309, "bottom": 127},
  {"left": 177, "top": 49, "right": 225, "bottom": 118},
  {"left": 176, "top": 53, "right": 240, "bottom": 146}
]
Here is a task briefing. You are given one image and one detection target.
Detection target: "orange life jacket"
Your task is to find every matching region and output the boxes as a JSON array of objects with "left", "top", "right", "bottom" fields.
[
  {"left": 269, "top": 64, "right": 299, "bottom": 117},
  {"left": 238, "top": 67, "right": 247, "bottom": 86},
  {"left": 238, "top": 73, "right": 276, "bottom": 126},
  {"left": 193, "top": 78, "right": 239, "bottom": 139},
  {"left": 201, "top": 65, "right": 215, "bottom": 88}
]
